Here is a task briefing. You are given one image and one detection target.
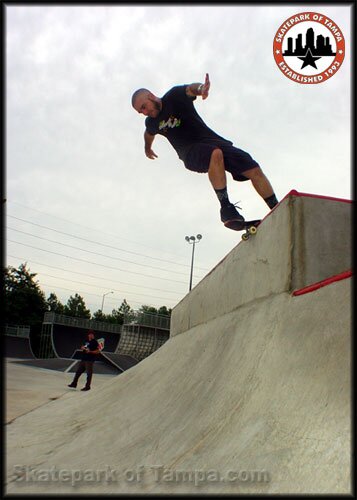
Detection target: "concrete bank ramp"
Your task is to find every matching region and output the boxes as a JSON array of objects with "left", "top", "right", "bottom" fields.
[{"left": 6, "top": 191, "right": 352, "bottom": 495}]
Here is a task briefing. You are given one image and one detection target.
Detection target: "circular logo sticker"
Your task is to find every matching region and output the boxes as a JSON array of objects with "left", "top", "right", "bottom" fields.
[{"left": 273, "top": 12, "right": 345, "bottom": 84}]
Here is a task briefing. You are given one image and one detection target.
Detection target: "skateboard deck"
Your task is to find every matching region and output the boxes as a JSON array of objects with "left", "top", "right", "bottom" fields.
[{"left": 97, "top": 338, "right": 105, "bottom": 351}]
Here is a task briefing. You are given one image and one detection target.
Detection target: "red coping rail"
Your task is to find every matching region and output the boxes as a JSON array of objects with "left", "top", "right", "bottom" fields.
[
  {"left": 292, "top": 270, "right": 352, "bottom": 297},
  {"left": 257, "top": 189, "right": 351, "bottom": 226},
  {"left": 283, "top": 189, "right": 352, "bottom": 204}
]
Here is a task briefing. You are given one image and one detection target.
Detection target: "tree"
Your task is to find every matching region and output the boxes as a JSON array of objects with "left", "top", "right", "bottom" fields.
[
  {"left": 157, "top": 306, "right": 172, "bottom": 317},
  {"left": 138, "top": 305, "right": 158, "bottom": 315},
  {"left": 63, "top": 294, "right": 91, "bottom": 318},
  {"left": 46, "top": 293, "right": 65, "bottom": 314},
  {"left": 92, "top": 309, "right": 106, "bottom": 322},
  {"left": 91, "top": 299, "right": 134, "bottom": 325},
  {"left": 4, "top": 262, "right": 47, "bottom": 327},
  {"left": 91, "top": 310, "right": 115, "bottom": 324},
  {"left": 118, "top": 299, "right": 134, "bottom": 316},
  {"left": 111, "top": 299, "right": 135, "bottom": 325}
]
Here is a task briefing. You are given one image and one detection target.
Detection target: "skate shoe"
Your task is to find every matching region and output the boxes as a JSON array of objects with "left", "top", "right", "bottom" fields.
[{"left": 220, "top": 203, "right": 245, "bottom": 230}]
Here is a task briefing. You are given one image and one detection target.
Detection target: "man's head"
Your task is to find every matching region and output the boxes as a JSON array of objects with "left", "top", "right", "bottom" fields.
[
  {"left": 87, "top": 330, "right": 95, "bottom": 340},
  {"left": 131, "top": 88, "right": 162, "bottom": 118}
]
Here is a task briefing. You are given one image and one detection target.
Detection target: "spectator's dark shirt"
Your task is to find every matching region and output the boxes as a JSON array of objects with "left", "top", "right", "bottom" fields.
[{"left": 80, "top": 339, "right": 99, "bottom": 362}]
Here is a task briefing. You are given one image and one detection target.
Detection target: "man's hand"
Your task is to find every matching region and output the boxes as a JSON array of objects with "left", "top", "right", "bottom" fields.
[
  {"left": 145, "top": 148, "right": 158, "bottom": 160},
  {"left": 144, "top": 131, "right": 157, "bottom": 159},
  {"left": 201, "top": 73, "right": 210, "bottom": 100},
  {"left": 186, "top": 73, "right": 211, "bottom": 99}
]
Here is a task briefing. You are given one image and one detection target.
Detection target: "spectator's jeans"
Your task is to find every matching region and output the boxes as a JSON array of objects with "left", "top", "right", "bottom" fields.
[{"left": 72, "top": 361, "right": 94, "bottom": 388}]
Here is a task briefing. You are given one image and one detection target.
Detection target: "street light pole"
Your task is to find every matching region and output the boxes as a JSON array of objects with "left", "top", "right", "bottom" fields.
[
  {"left": 185, "top": 234, "right": 202, "bottom": 291},
  {"left": 189, "top": 240, "right": 196, "bottom": 292},
  {"left": 101, "top": 291, "right": 113, "bottom": 313}
]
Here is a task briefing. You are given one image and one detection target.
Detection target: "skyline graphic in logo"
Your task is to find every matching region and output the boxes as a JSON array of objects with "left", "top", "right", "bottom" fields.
[{"left": 273, "top": 12, "right": 345, "bottom": 84}]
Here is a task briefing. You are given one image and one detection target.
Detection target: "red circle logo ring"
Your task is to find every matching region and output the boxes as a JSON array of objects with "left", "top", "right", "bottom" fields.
[{"left": 273, "top": 12, "right": 345, "bottom": 84}]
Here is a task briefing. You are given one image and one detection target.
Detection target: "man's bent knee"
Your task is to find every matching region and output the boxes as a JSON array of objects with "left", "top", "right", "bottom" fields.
[
  {"left": 243, "top": 166, "right": 264, "bottom": 180},
  {"left": 210, "top": 148, "right": 224, "bottom": 164}
]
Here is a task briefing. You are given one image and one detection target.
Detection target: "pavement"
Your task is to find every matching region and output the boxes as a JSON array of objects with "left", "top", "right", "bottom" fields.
[
  {"left": 4, "top": 191, "right": 352, "bottom": 495},
  {"left": 5, "top": 358, "right": 115, "bottom": 424}
]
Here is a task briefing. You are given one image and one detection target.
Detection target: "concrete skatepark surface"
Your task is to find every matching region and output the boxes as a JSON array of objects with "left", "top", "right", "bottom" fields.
[
  {"left": 5, "top": 191, "right": 352, "bottom": 494},
  {"left": 5, "top": 359, "right": 113, "bottom": 424}
]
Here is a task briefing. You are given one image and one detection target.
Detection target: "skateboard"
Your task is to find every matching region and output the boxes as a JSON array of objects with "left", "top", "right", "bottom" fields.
[
  {"left": 225, "top": 218, "right": 261, "bottom": 238},
  {"left": 241, "top": 220, "right": 261, "bottom": 240},
  {"left": 97, "top": 338, "right": 105, "bottom": 351}
]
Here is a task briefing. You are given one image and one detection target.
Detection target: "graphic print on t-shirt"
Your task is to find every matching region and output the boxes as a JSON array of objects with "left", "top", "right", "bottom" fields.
[{"left": 159, "top": 115, "right": 181, "bottom": 134}]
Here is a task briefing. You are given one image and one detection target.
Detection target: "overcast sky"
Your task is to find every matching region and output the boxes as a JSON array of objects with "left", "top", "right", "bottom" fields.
[{"left": 5, "top": 3, "right": 352, "bottom": 315}]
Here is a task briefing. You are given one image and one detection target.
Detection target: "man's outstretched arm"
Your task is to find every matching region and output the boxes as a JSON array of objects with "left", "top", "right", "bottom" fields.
[
  {"left": 144, "top": 130, "right": 158, "bottom": 159},
  {"left": 186, "top": 73, "right": 210, "bottom": 100}
]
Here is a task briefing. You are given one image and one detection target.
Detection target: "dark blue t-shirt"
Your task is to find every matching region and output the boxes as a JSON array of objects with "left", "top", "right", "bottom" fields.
[
  {"left": 145, "top": 85, "right": 232, "bottom": 161},
  {"left": 80, "top": 338, "right": 99, "bottom": 362}
]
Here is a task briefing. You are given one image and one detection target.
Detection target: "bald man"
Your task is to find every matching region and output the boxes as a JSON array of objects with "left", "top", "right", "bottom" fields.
[{"left": 132, "top": 74, "right": 278, "bottom": 230}]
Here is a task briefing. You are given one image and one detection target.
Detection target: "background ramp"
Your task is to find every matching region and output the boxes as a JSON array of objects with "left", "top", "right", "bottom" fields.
[{"left": 5, "top": 335, "right": 34, "bottom": 359}]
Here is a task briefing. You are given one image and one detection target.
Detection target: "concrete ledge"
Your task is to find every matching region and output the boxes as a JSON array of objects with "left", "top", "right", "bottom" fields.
[
  {"left": 290, "top": 194, "right": 352, "bottom": 290},
  {"left": 170, "top": 191, "right": 351, "bottom": 338}
]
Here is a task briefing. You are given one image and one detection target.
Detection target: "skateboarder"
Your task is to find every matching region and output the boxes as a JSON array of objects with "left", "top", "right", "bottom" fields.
[
  {"left": 131, "top": 73, "right": 278, "bottom": 229},
  {"left": 68, "top": 330, "right": 100, "bottom": 391}
]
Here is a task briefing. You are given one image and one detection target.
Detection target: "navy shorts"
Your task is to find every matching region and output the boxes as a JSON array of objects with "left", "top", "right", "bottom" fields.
[{"left": 183, "top": 142, "right": 260, "bottom": 181}]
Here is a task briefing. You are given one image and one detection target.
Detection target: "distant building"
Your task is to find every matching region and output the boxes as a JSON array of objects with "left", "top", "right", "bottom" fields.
[{"left": 305, "top": 28, "right": 314, "bottom": 51}]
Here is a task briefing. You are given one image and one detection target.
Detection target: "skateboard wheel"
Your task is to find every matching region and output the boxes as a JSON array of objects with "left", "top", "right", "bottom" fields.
[
  {"left": 249, "top": 226, "right": 257, "bottom": 235},
  {"left": 242, "top": 233, "right": 249, "bottom": 241}
]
